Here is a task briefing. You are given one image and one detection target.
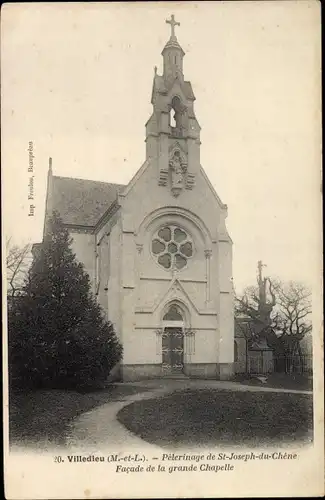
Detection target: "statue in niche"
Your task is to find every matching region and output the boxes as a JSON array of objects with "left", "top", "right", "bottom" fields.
[{"left": 169, "top": 149, "right": 187, "bottom": 196}]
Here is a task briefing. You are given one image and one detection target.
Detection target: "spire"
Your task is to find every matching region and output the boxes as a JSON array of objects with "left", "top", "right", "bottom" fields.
[
  {"left": 48, "top": 156, "right": 53, "bottom": 174},
  {"left": 162, "top": 14, "right": 185, "bottom": 81},
  {"left": 163, "top": 14, "right": 184, "bottom": 54}
]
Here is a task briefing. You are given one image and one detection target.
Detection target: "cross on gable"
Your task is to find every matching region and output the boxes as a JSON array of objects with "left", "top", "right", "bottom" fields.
[{"left": 166, "top": 14, "right": 180, "bottom": 38}]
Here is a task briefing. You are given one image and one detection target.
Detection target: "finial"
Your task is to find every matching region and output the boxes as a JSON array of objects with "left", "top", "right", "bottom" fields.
[
  {"left": 49, "top": 157, "right": 52, "bottom": 173},
  {"left": 166, "top": 14, "right": 180, "bottom": 39}
]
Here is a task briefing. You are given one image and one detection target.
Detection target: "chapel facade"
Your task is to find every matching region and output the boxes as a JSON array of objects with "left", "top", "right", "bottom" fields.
[{"left": 41, "top": 16, "right": 234, "bottom": 381}]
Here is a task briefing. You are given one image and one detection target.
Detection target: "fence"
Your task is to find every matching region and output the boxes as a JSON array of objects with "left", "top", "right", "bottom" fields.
[
  {"left": 274, "top": 354, "right": 313, "bottom": 375},
  {"left": 246, "top": 353, "right": 312, "bottom": 376}
]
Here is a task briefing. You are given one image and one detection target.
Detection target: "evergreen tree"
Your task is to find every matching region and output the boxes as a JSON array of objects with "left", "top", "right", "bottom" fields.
[{"left": 9, "top": 211, "right": 122, "bottom": 390}]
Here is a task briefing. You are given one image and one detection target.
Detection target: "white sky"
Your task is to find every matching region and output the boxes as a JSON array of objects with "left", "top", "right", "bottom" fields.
[{"left": 1, "top": 1, "right": 321, "bottom": 292}]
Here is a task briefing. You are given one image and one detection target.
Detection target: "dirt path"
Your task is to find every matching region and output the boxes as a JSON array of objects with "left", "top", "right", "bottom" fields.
[
  {"left": 66, "top": 379, "right": 312, "bottom": 452},
  {"left": 66, "top": 387, "right": 169, "bottom": 452}
]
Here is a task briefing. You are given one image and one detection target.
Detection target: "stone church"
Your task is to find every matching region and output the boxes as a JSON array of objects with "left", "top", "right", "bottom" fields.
[{"left": 41, "top": 16, "right": 234, "bottom": 381}]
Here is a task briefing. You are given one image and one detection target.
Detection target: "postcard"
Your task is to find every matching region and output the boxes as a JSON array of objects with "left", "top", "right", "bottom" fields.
[{"left": 2, "top": 1, "right": 323, "bottom": 498}]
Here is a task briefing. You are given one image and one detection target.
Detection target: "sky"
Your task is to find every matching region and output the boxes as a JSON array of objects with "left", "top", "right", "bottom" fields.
[{"left": 1, "top": 1, "right": 321, "bottom": 292}]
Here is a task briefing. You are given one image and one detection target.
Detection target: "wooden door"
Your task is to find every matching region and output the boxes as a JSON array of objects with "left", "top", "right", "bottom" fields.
[{"left": 162, "top": 327, "right": 184, "bottom": 373}]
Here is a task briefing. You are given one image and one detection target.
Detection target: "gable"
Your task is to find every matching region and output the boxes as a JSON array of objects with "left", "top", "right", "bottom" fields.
[
  {"left": 151, "top": 74, "right": 195, "bottom": 103},
  {"left": 135, "top": 278, "right": 217, "bottom": 316},
  {"left": 118, "top": 156, "right": 229, "bottom": 245}
]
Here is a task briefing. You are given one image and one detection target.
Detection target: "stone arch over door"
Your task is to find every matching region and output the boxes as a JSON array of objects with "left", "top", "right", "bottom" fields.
[{"left": 161, "top": 299, "right": 190, "bottom": 328}]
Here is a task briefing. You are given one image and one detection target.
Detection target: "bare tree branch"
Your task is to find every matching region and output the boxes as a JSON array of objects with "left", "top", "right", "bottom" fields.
[
  {"left": 276, "top": 280, "right": 312, "bottom": 340},
  {"left": 6, "top": 239, "right": 32, "bottom": 298}
]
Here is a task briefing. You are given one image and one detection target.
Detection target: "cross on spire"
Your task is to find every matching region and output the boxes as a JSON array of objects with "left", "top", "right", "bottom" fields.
[{"left": 166, "top": 14, "right": 180, "bottom": 38}]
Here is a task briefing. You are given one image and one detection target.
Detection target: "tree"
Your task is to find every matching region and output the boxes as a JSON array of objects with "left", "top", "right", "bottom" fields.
[
  {"left": 273, "top": 281, "right": 312, "bottom": 373},
  {"left": 235, "top": 263, "right": 312, "bottom": 374},
  {"left": 8, "top": 211, "right": 122, "bottom": 390},
  {"left": 235, "top": 261, "right": 277, "bottom": 349},
  {"left": 6, "top": 238, "right": 31, "bottom": 299}
]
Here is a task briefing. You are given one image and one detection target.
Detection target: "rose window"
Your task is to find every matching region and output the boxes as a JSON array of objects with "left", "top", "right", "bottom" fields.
[{"left": 151, "top": 225, "right": 193, "bottom": 270}]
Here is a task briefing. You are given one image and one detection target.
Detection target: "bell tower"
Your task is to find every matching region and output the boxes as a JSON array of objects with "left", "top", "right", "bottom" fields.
[{"left": 145, "top": 15, "right": 201, "bottom": 197}]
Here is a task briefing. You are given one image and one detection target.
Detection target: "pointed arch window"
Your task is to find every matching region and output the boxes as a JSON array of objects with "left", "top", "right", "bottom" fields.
[
  {"left": 170, "top": 108, "right": 177, "bottom": 128},
  {"left": 170, "top": 96, "right": 183, "bottom": 133}
]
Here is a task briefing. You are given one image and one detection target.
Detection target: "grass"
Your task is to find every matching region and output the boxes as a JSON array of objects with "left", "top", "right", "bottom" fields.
[
  {"left": 9, "top": 384, "right": 148, "bottom": 449},
  {"left": 117, "top": 389, "right": 313, "bottom": 449}
]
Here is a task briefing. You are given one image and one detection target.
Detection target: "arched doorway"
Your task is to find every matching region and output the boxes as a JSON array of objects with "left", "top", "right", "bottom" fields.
[{"left": 161, "top": 304, "right": 185, "bottom": 374}]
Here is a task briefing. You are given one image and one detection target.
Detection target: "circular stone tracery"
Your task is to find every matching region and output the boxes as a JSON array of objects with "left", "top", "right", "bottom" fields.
[{"left": 151, "top": 225, "right": 193, "bottom": 270}]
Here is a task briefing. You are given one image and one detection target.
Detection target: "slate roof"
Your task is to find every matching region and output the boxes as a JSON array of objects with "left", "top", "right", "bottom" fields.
[{"left": 51, "top": 176, "right": 125, "bottom": 227}]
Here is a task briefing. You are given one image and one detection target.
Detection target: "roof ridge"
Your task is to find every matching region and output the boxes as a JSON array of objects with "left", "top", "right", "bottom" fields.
[{"left": 53, "top": 175, "right": 126, "bottom": 186}]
